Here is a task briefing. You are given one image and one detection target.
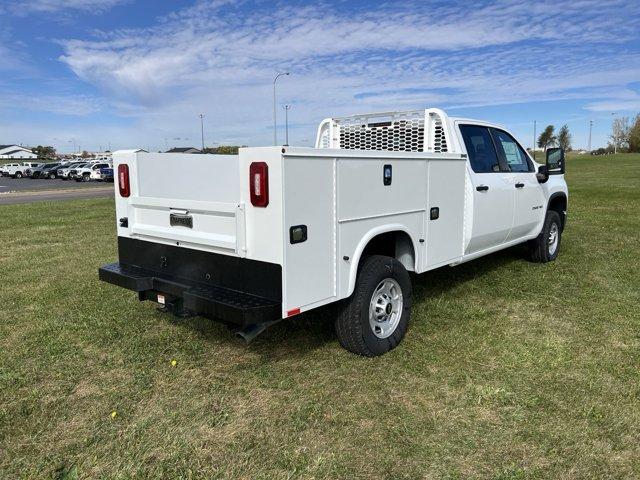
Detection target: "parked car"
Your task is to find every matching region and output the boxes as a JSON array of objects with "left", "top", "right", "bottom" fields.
[
  {"left": 57, "top": 162, "right": 87, "bottom": 180},
  {"left": 1, "top": 163, "right": 21, "bottom": 177},
  {"left": 100, "top": 107, "right": 568, "bottom": 356},
  {"left": 2, "top": 162, "right": 43, "bottom": 178},
  {"left": 24, "top": 164, "right": 45, "bottom": 177},
  {"left": 37, "top": 163, "right": 62, "bottom": 179},
  {"left": 75, "top": 162, "right": 111, "bottom": 182},
  {"left": 99, "top": 167, "right": 114, "bottom": 182}
]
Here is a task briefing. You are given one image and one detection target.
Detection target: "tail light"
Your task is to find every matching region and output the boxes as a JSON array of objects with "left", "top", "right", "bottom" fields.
[
  {"left": 249, "top": 162, "right": 269, "bottom": 207},
  {"left": 118, "top": 164, "right": 130, "bottom": 197}
]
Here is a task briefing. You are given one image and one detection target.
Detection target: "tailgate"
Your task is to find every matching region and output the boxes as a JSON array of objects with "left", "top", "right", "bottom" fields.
[{"left": 119, "top": 152, "right": 246, "bottom": 257}]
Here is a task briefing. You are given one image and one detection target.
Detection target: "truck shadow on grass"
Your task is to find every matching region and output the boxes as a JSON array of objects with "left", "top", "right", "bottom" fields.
[{"left": 170, "top": 245, "right": 529, "bottom": 359}]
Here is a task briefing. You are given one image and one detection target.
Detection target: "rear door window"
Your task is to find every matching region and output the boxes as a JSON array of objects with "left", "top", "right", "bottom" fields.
[{"left": 459, "top": 125, "right": 501, "bottom": 173}]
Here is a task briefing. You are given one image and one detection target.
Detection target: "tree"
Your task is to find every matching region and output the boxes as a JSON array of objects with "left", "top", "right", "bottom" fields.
[
  {"left": 537, "top": 125, "right": 556, "bottom": 150},
  {"left": 81, "top": 150, "right": 92, "bottom": 158},
  {"left": 31, "top": 145, "right": 56, "bottom": 159},
  {"left": 628, "top": 114, "right": 640, "bottom": 153},
  {"left": 201, "top": 145, "right": 245, "bottom": 155},
  {"left": 557, "top": 124, "right": 572, "bottom": 151},
  {"left": 610, "top": 116, "right": 630, "bottom": 153}
]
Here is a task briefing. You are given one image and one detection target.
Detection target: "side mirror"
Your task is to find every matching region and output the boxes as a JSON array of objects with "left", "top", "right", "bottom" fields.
[
  {"left": 536, "top": 165, "right": 548, "bottom": 183},
  {"left": 545, "top": 147, "right": 565, "bottom": 175}
]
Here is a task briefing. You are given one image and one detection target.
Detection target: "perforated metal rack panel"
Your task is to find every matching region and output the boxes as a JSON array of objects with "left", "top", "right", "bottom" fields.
[{"left": 339, "top": 115, "right": 425, "bottom": 152}]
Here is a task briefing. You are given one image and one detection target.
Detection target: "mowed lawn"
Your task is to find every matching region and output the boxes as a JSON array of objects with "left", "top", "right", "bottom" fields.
[{"left": 1, "top": 154, "right": 639, "bottom": 479}]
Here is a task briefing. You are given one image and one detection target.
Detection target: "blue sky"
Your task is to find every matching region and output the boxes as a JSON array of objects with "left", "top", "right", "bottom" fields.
[{"left": 1, "top": 0, "right": 639, "bottom": 152}]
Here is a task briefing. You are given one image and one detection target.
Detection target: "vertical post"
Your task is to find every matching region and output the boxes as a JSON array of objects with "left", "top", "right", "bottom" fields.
[
  {"left": 199, "top": 114, "right": 205, "bottom": 150},
  {"left": 588, "top": 120, "right": 593, "bottom": 152},
  {"left": 283, "top": 105, "right": 290, "bottom": 146},
  {"left": 533, "top": 120, "right": 537, "bottom": 160},
  {"left": 611, "top": 112, "right": 617, "bottom": 154},
  {"left": 273, "top": 72, "right": 290, "bottom": 145}
]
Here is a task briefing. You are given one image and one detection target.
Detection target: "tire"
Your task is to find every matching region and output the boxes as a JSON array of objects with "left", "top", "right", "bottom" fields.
[
  {"left": 15, "top": 172, "right": 22, "bottom": 179},
  {"left": 335, "top": 255, "right": 412, "bottom": 356},
  {"left": 83, "top": 174, "right": 90, "bottom": 182},
  {"left": 529, "top": 210, "right": 562, "bottom": 263}
]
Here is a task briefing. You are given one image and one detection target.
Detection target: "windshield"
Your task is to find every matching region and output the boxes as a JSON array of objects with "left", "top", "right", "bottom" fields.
[{"left": 43, "top": 163, "right": 58, "bottom": 168}]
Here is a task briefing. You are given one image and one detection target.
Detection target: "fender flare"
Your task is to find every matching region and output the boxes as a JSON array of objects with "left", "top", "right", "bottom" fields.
[
  {"left": 346, "top": 224, "right": 417, "bottom": 298},
  {"left": 547, "top": 191, "right": 568, "bottom": 229}
]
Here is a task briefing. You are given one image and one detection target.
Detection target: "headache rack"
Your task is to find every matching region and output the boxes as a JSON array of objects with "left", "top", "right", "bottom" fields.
[{"left": 315, "top": 108, "right": 452, "bottom": 153}]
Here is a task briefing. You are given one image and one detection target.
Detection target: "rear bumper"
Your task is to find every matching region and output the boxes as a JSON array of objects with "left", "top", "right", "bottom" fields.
[
  {"left": 99, "top": 237, "right": 283, "bottom": 327},
  {"left": 99, "top": 262, "right": 281, "bottom": 326}
]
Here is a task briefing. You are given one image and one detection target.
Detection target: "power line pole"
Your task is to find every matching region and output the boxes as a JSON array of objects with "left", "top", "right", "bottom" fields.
[
  {"left": 199, "top": 114, "right": 205, "bottom": 150},
  {"left": 611, "top": 112, "right": 617, "bottom": 154},
  {"left": 588, "top": 120, "right": 593, "bottom": 152},
  {"left": 283, "top": 105, "right": 290, "bottom": 146},
  {"left": 273, "top": 72, "right": 290, "bottom": 145}
]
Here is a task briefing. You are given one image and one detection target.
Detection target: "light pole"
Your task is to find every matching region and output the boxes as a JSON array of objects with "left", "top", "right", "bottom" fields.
[
  {"left": 273, "top": 72, "right": 290, "bottom": 145},
  {"left": 199, "top": 114, "right": 205, "bottom": 150},
  {"left": 611, "top": 112, "right": 617, "bottom": 154},
  {"left": 283, "top": 105, "right": 290, "bottom": 146},
  {"left": 588, "top": 120, "right": 593, "bottom": 152},
  {"left": 533, "top": 120, "right": 537, "bottom": 160}
]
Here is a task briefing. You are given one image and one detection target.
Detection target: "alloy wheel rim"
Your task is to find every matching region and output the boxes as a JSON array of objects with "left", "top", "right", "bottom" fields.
[
  {"left": 548, "top": 222, "right": 559, "bottom": 255},
  {"left": 369, "top": 278, "right": 403, "bottom": 339}
]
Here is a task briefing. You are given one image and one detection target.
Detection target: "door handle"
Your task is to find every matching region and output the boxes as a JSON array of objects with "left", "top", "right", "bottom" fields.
[
  {"left": 515, "top": 182, "right": 525, "bottom": 188},
  {"left": 476, "top": 185, "right": 489, "bottom": 191}
]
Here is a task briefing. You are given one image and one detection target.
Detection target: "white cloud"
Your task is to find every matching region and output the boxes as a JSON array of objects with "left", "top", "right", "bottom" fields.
[
  {"left": 45, "top": 0, "right": 640, "bottom": 148},
  {"left": 4, "top": 0, "right": 126, "bottom": 14}
]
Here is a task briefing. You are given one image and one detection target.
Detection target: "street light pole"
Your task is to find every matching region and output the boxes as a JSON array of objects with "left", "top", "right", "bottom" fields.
[
  {"left": 533, "top": 120, "right": 537, "bottom": 160},
  {"left": 283, "top": 105, "right": 290, "bottom": 146},
  {"left": 588, "top": 120, "right": 593, "bottom": 152},
  {"left": 199, "top": 114, "right": 205, "bottom": 150},
  {"left": 273, "top": 72, "right": 290, "bottom": 145},
  {"left": 611, "top": 112, "right": 617, "bottom": 154}
]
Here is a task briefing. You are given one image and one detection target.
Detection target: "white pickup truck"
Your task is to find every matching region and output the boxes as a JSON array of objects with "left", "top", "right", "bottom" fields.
[{"left": 100, "top": 108, "right": 568, "bottom": 356}]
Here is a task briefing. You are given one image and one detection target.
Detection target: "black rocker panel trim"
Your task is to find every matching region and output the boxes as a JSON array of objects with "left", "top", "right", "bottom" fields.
[{"left": 117, "top": 237, "right": 282, "bottom": 302}]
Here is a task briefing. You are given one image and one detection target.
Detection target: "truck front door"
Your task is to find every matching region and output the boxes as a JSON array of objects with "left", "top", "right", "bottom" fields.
[
  {"left": 459, "top": 125, "right": 514, "bottom": 254},
  {"left": 490, "top": 128, "right": 546, "bottom": 241}
]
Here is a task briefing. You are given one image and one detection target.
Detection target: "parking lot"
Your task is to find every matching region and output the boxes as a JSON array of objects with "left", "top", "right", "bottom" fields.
[{"left": 0, "top": 175, "right": 111, "bottom": 193}]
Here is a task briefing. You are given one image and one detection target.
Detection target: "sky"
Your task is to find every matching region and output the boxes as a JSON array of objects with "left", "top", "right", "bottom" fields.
[{"left": 1, "top": 0, "right": 639, "bottom": 153}]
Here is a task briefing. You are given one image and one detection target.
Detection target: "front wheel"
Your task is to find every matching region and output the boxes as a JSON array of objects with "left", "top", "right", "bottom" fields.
[
  {"left": 529, "top": 210, "right": 562, "bottom": 263},
  {"left": 49, "top": 173, "right": 56, "bottom": 179},
  {"left": 335, "top": 255, "right": 412, "bottom": 356},
  {"left": 15, "top": 172, "right": 22, "bottom": 179}
]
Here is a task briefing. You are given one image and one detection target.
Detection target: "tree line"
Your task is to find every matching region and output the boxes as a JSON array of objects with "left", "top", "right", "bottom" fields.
[
  {"left": 609, "top": 114, "right": 640, "bottom": 153},
  {"left": 537, "top": 124, "right": 572, "bottom": 151}
]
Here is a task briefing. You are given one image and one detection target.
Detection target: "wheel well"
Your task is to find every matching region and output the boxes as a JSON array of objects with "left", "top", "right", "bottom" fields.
[
  {"left": 359, "top": 231, "right": 416, "bottom": 272},
  {"left": 548, "top": 194, "right": 567, "bottom": 230}
]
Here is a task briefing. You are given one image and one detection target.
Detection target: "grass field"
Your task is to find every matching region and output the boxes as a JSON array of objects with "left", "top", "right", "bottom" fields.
[{"left": 1, "top": 154, "right": 639, "bottom": 479}]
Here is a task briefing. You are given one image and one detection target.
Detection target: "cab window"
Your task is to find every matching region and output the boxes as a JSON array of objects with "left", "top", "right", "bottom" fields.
[
  {"left": 490, "top": 129, "right": 532, "bottom": 173},
  {"left": 459, "top": 125, "right": 500, "bottom": 173}
]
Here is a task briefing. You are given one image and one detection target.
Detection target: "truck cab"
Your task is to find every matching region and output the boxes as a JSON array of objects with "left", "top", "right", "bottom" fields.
[{"left": 100, "top": 108, "right": 567, "bottom": 356}]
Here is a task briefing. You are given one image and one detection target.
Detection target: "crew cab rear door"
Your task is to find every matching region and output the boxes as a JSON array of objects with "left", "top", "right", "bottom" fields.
[{"left": 459, "top": 124, "right": 514, "bottom": 254}]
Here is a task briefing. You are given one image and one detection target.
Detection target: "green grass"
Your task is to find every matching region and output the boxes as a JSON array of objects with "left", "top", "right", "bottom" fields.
[{"left": 1, "top": 154, "right": 639, "bottom": 479}]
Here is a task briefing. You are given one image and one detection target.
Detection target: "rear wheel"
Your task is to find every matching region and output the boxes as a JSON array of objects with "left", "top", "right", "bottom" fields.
[
  {"left": 529, "top": 210, "right": 562, "bottom": 263},
  {"left": 14, "top": 172, "right": 22, "bottom": 179},
  {"left": 335, "top": 255, "right": 412, "bottom": 356}
]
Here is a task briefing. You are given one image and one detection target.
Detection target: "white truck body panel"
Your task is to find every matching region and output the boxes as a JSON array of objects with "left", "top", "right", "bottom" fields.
[{"left": 109, "top": 108, "right": 568, "bottom": 323}]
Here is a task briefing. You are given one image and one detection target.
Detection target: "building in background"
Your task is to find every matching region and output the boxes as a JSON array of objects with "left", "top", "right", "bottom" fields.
[
  {"left": 0, "top": 145, "right": 37, "bottom": 159},
  {"left": 165, "top": 147, "right": 201, "bottom": 154}
]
